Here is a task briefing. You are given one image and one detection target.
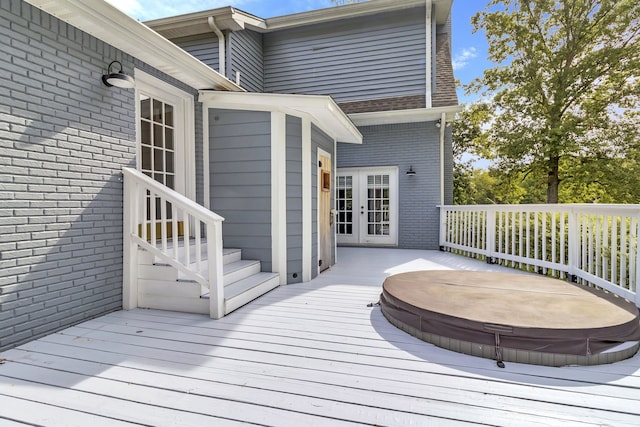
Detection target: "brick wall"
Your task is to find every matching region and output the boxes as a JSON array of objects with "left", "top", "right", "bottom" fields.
[
  {"left": 0, "top": 0, "right": 198, "bottom": 351},
  {"left": 337, "top": 122, "right": 450, "bottom": 249}
]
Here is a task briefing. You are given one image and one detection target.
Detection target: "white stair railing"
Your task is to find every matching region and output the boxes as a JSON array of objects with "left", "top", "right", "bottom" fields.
[
  {"left": 439, "top": 204, "right": 640, "bottom": 307},
  {"left": 122, "top": 167, "right": 225, "bottom": 318}
]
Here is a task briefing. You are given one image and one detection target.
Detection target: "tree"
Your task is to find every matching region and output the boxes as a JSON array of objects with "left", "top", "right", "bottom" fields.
[{"left": 469, "top": 0, "right": 640, "bottom": 203}]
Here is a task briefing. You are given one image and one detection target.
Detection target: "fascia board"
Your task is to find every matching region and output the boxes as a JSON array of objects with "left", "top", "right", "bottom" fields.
[
  {"left": 145, "top": 7, "right": 267, "bottom": 34},
  {"left": 349, "top": 105, "right": 463, "bottom": 126},
  {"left": 199, "top": 91, "right": 362, "bottom": 144},
  {"left": 266, "top": 0, "right": 453, "bottom": 30},
  {"left": 24, "top": 0, "right": 243, "bottom": 92},
  {"left": 145, "top": 0, "right": 451, "bottom": 36}
]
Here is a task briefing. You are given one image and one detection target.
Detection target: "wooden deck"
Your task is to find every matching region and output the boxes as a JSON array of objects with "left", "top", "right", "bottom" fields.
[{"left": 1, "top": 248, "right": 640, "bottom": 426}]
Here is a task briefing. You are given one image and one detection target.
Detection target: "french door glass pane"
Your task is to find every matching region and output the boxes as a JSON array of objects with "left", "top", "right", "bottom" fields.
[
  {"left": 366, "top": 174, "right": 390, "bottom": 236},
  {"left": 140, "top": 94, "right": 176, "bottom": 221},
  {"left": 336, "top": 175, "right": 354, "bottom": 235}
]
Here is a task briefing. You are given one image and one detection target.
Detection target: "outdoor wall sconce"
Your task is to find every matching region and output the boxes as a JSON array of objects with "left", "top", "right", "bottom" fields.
[
  {"left": 102, "top": 60, "right": 135, "bottom": 89},
  {"left": 435, "top": 119, "right": 451, "bottom": 128},
  {"left": 406, "top": 166, "right": 417, "bottom": 176}
]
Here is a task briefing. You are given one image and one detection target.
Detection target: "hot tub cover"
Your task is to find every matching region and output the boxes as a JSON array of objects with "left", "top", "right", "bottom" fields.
[{"left": 380, "top": 271, "right": 640, "bottom": 357}]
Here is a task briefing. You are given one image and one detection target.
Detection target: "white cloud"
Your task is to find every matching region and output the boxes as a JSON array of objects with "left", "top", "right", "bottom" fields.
[{"left": 452, "top": 47, "right": 478, "bottom": 71}]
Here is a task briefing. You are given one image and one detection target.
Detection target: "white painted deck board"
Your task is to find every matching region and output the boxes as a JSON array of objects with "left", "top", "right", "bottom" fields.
[{"left": 2, "top": 248, "right": 640, "bottom": 426}]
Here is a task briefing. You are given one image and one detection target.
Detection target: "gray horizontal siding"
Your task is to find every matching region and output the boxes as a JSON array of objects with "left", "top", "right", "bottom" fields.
[
  {"left": 263, "top": 7, "right": 426, "bottom": 103},
  {"left": 174, "top": 34, "right": 220, "bottom": 73},
  {"left": 337, "top": 122, "right": 448, "bottom": 250},
  {"left": 229, "top": 30, "right": 264, "bottom": 92},
  {"left": 286, "top": 116, "right": 303, "bottom": 283},
  {"left": 209, "top": 109, "right": 272, "bottom": 270}
]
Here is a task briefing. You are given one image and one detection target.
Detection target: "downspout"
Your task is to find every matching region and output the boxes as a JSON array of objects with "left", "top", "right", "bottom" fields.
[
  {"left": 208, "top": 16, "right": 226, "bottom": 77},
  {"left": 425, "top": 0, "right": 432, "bottom": 108},
  {"left": 439, "top": 112, "right": 446, "bottom": 205}
]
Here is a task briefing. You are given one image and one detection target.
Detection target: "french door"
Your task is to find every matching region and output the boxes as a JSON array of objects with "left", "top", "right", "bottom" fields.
[
  {"left": 336, "top": 167, "right": 398, "bottom": 246},
  {"left": 135, "top": 70, "right": 194, "bottom": 238}
]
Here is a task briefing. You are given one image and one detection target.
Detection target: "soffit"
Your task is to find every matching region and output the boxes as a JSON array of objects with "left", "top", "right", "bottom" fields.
[
  {"left": 199, "top": 91, "right": 362, "bottom": 144},
  {"left": 145, "top": 7, "right": 267, "bottom": 39},
  {"left": 349, "top": 106, "right": 463, "bottom": 126},
  {"left": 24, "top": 0, "right": 243, "bottom": 92}
]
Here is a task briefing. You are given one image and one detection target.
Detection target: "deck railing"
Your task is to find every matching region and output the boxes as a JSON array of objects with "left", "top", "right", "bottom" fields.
[
  {"left": 439, "top": 204, "right": 640, "bottom": 307},
  {"left": 122, "top": 167, "right": 225, "bottom": 318}
]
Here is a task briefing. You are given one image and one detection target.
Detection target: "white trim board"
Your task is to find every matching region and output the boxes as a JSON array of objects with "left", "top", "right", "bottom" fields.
[
  {"left": 134, "top": 69, "right": 196, "bottom": 203},
  {"left": 199, "top": 91, "right": 362, "bottom": 145},
  {"left": 24, "top": 0, "right": 241, "bottom": 92},
  {"left": 349, "top": 105, "right": 462, "bottom": 126}
]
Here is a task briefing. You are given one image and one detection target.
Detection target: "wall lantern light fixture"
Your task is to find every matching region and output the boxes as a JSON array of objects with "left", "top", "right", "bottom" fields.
[
  {"left": 406, "top": 165, "right": 417, "bottom": 176},
  {"left": 435, "top": 118, "right": 451, "bottom": 128},
  {"left": 102, "top": 60, "right": 135, "bottom": 89}
]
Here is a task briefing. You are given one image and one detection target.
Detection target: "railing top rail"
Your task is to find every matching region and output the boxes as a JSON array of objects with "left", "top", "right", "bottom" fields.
[
  {"left": 123, "top": 167, "right": 224, "bottom": 223},
  {"left": 439, "top": 204, "right": 640, "bottom": 215}
]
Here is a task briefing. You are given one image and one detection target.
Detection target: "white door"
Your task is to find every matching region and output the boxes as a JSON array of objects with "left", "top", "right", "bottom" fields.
[
  {"left": 135, "top": 70, "right": 195, "bottom": 237},
  {"left": 336, "top": 167, "right": 398, "bottom": 246}
]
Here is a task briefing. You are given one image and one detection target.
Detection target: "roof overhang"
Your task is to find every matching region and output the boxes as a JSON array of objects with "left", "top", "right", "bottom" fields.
[
  {"left": 266, "top": 0, "right": 453, "bottom": 31},
  {"left": 145, "top": 0, "right": 453, "bottom": 37},
  {"left": 23, "top": 0, "right": 243, "bottom": 92},
  {"left": 144, "top": 7, "right": 267, "bottom": 39},
  {"left": 349, "top": 105, "right": 463, "bottom": 127},
  {"left": 199, "top": 91, "right": 362, "bottom": 144}
]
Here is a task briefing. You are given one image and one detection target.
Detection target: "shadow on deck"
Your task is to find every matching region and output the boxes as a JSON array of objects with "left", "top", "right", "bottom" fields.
[{"left": 1, "top": 248, "right": 639, "bottom": 426}]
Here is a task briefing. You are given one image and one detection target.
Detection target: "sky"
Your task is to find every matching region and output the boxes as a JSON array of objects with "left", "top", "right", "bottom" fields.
[{"left": 105, "top": 0, "right": 490, "bottom": 105}]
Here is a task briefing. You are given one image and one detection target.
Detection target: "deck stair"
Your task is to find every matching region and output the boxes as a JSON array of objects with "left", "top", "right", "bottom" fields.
[{"left": 136, "top": 241, "right": 280, "bottom": 316}]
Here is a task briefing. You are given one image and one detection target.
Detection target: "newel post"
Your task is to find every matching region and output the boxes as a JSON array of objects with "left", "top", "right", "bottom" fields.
[
  {"left": 485, "top": 208, "right": 496, "bottom": 262},
  {"left": 207, "top": 220, "right": 225, "bottom": 319},
  {"left": 636, "top": 214, "right": 640, "bottom": 307},
  {"left": 438, "top": 205, "right": 447, "bottom": 250},
  {"left": 567, "top": 207, "right": 580, "bottom": 282},
  {"left": 122, "top": 168, "right": 139, "bottom": 310}
]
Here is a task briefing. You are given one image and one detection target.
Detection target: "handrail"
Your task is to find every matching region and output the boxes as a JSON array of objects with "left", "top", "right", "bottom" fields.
[
  {"left": 122, "top": 167, "right": 225, "bottom": 318},
  {"left": 439, "top": 204, "right": 640, "bottom": 307}
]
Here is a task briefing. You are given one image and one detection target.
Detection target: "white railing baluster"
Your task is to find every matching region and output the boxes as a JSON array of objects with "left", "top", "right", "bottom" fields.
[
  {"left": 160, "top": 195, "right": 167, "bottom": 254},
  {"left": 438, "top": 203, "right": 639, "bottom": 307},
  {"left": 560, "top": 212, "right": 566, "bottom": 272},
  {"left": 621, "top": 218, "right": 627, "bottom": 290},
  {"left": 612, "top": 216, "right": 618, "bottom": 286},
  {"left": 172, "top": 204, "right": 178, "bottom": 260},
  {"left": 542, "top": 212, "right": 547, "bottom": 274},
  {"left": 631, "top": 216, "right": 638, "bottom": 293},
  {"left": 635, "top": 216, "right": 640, "bottom": 305},
  {"left": 122, "top": 167, "right": 226, "bottom": 318},
  {"left": 195, "top": 220, "right": 202, "bottom": 274},
  {"left": 184, "top": 214, "right": 191, "bottom": 267}
]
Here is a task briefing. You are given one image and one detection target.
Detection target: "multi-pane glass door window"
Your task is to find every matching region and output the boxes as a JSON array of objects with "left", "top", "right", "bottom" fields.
[
  {"left": 337, "top": 175, "right": 353, "bottom": 235},
  {"left": 140, "top": 95, "right": 175, "bottom": 189},
  {"left": 140, "top": 94, "right": 176, "bottom": 222},
  {"left": 367, "top": 174, "right": 390, "bottom": 236},
  {"left": 336, "top": 167, "right": 397, "bottom": 246}
]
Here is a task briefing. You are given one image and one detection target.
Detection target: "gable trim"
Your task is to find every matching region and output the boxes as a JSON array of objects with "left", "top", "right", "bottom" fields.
[
  {"left": 24, "top": 0, "right": 243, "bottom": 92},
  {"left": 199, "top": 91, "right": 362, "bottom": 144}
]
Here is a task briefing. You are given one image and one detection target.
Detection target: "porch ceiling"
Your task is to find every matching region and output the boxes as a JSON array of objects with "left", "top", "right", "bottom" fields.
[
  {"left": 199, "top": 91, "right": 363, "bottom": 144},
  {"left": 24, "top": 0, "right": 243, "bottom": 92}
]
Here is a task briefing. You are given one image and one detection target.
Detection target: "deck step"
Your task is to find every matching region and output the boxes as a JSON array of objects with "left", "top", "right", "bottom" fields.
[
  {"left": 137, "top": 244, "right": 279, "bottom": 317},
  {"left": 203, "top": 272, "right": 280, "bottom": 314}
]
